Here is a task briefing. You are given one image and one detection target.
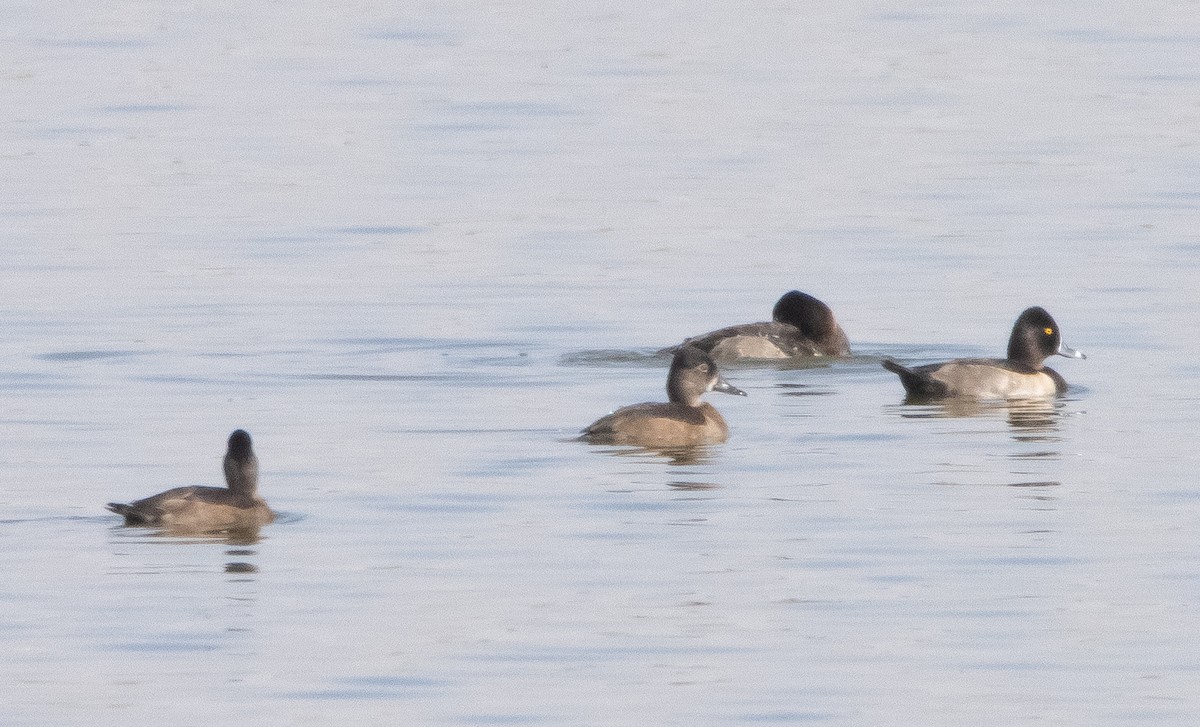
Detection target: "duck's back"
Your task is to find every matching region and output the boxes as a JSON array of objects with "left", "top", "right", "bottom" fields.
[
  {"left": 581, "top": 401, "right": 728, "bottom": 447},
  {"left": 107, "top": 486, "right": 274, "bottom": 531},
  {"left": 683, "top": 321, "right": 845, "bottom": 360}
]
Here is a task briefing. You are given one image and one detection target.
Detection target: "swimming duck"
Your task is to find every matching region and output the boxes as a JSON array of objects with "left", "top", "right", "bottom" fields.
[
  {"left": 882, "top": 306, "right": 1085, "bottom": 399},
  {"left": 665, "top": 290, "right": 850, "bottom": 361},
  {"left": 581, "top": 346, "right": 746, "bottom": 447},
  {"left": 107, "top": 429, "right": 274, "bottom": 532}
]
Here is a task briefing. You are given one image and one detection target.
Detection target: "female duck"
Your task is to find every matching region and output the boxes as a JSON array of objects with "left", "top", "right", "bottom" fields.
[
  {"left": 666, "top": 290, "right": 850, "bottom": 361},
  {"left": 581, "top": 346, "right": 747, "bottom": 447},
  {"left": 882, "top": 306, "right": 1085, "bottom": 399},
  {"left": 107, "top": 429, "right": 274, "bottom": 532}
]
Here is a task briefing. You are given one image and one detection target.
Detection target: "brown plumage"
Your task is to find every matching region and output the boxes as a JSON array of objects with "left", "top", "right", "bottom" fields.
[
  {"left": 107, "top": 429, "right": 274, "bottom": 533},
  {"left": 581, "top": 347, "right": 746, "bottom": 447}
]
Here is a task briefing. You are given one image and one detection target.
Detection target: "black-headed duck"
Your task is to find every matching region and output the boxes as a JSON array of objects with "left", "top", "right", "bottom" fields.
[
  {"left": 882, "top": 306, "right": 1085, "bottom": 399},
  {"left": 665, "top": 290, "right": 850, "bottom": 361}
]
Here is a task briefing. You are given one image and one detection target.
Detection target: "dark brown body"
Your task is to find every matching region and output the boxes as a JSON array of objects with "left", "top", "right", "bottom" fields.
[
  {"left": 580, "top": 347, "right": 746, "bottom": 448},
  {"left": 581, "top": 401, "right": 730, "bottom": 447},
  {"left": 107, "top": 486, "right": 274, "bottom": 532}
]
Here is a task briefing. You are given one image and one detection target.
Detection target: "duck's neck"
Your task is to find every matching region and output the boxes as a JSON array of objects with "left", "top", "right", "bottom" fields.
[
  {"left": 224, "top": 454, "right": 260, "bottom": 497},
  {"left": 667, "top": 380, "right": 702, "bottom": 408},
  {"left": 1006, "top": 339, "right": 1043, "bottom": 369}
]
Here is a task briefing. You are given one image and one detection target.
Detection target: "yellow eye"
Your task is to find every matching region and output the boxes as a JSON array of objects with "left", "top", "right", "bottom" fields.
[{"left": 1043, "top": 327, "right": 1054, "bottom": 335}]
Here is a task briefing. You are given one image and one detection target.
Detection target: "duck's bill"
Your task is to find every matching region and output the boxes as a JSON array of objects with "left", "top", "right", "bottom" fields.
[
  {"left": 712, "top": 378, "right": 748, "bottom": 396},
  {"left": 1057, "top": 342, "right": 1086, "bottom": 360}
]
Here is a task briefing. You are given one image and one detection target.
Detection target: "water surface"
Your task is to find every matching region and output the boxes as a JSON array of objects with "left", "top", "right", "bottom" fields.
[{"left": 2, "top": 1, "right": 1199, "bottom": 725}]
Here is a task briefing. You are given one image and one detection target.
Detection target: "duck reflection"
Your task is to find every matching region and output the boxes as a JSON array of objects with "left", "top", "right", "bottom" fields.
[
  {"left": 590, "top": 443, "right": 719, "bottom": 467},
  {"left": 890, "top": 396, "right": 1074, "bottom": 497},
  {"left": 224, "top": 547, "right": 260, "bottom": 575},
  {"left": 666, "top": 480, "right": 721, "bottom": 491},
  {"left": 1005, "top": 399, "right": 1062, "bottom": 439},
  {"left": 103, "top": 526, "right": 263, "bottom": 657},
  {"left": 1006, "top": 480, "right": 1061, "bottom": 491},
  {"left": 892, "top": 396, "right": 1065, "bottom": 439},
  {"left": 115, "top": 525, "right": 265, "bottom": 546},
  {"left": 108, "top": 525, "right": 266, "bottom": 578},
  {"left": 216, "top": 528, "right": 264, "bottom": 547}
]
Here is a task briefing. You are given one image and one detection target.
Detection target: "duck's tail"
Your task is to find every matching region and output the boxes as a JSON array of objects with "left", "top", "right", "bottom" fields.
[
  {"left": 106, "top": 502, "right": 147, "bottom": 525},
  {"left": 882, "top": 358, "right": 948, "bottom": 398}
]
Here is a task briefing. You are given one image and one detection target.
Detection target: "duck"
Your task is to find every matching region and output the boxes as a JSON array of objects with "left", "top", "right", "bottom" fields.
[
  {"left": 882, "top": 306, "right": 1085, "bottom": 399},
  {"left": 581, "top": 346, "right": 746, "bottom": 447},
  {"left": 106, "top": 429, "right": 274, "bottom": 532},
  {"left": 663, "top": 290, "right": 850, "bottom": 361}
]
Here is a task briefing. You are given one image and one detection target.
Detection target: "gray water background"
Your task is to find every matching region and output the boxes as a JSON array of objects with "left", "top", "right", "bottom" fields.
[{"left": 2, "top": 1, "right": 1199, "bottom": 724}]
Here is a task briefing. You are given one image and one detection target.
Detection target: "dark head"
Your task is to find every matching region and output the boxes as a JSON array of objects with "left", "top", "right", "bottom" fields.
[
  {"left": 771, "top": 291, "right": 850, "bottom": 355},
  {"left": 667, "top": 346, "right": 747, "bottom": 406},
  {"left": 224, "top": 429, "right": 259, "bottom": 495},
  {"left": 1007, "top": 306, "right": 1086, "bottom": 368}
]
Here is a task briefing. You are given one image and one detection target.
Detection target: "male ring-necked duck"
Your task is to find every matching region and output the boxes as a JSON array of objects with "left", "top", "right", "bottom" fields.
[
  {"left": 882, "top": 306, "right": 1085, "bottom": 399},
  {"left": 581, "top": 346, "right": 747, "bottom": 447},
  {"left": 107, "top": 429, "right": 274, "bottom": 532},
  {"left": 663, "top": 290, "right": 850, "bottom": 361}
]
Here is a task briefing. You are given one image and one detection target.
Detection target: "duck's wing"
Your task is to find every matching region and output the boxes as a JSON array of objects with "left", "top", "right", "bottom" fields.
[{"left": 106, "top": 486, "right": 206, "bottom": 525}]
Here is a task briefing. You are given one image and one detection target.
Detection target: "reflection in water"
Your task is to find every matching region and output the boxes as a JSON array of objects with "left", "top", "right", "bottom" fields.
[
  {"left": 585, "top": 444, "right": 724, "bottom": 489},
  {"left": 891, "top": 397, "right": 1065, "bottom": 439},
  {"left": 103, "top": 527, "right": 263, "bottom": 660},
  {"left": 934, "top": 479, "right": 1061, "bottom": 494},
  {"left": 721, "top": 357, "right": 835, "bottom": 372},
  {"left": 666, "top": 480, "right": 721, "bottom": 491},
  {"left": 107, "top": 529, "right": 265, "bottom": 577},
  {"left": 225, "top": 548, "right": 260, "bottom": 574},
  {"left": 590, "top": 444, "right": 718, "bottom": 467},
  {"left": 557, "top": 349, "right": 665, "bottom": 367},
  {"left": 775, "top": 382, "right": 834, "bottom": 397},
  {"left": 891, "top": 398, "right": 972, "bottom": 419},
  {"left": 559, "top": 349, "right": 847, "bottom": 371},
  {"left": 1005, "top": 402, "right": 1067, "bottom": 499},
  {"left": 890, "top": 397, "right": 1073, "bottom": 499},
  {"left": 222, "top": 552, "right": 260, "bottom": 676},
  {"left": 1005, "top": 480, "right": 1061, "bottom": 503},
  {"left": 1009, "top": 450, "right": 1060, "bottom": 459},
  {"left": 218, "top": 528, "right": 264, "bottom": 547},
  {"left": 109, "top": 525, "right": 264, "bottom": 546},
  {"left": 1005, "top": 399, "right": 1063, "bottom": 440}
]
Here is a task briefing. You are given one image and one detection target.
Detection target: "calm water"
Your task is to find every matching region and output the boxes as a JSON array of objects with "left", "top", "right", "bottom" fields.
[{"left": 3, "top": 1, "right": 1199, "bottom": 724}]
